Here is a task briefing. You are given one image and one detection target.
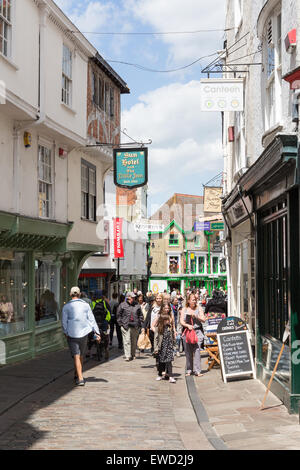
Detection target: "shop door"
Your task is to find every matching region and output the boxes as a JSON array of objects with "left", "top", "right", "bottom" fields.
[{"left": 168, "top": 281, "right": 181, "bottom": 293}]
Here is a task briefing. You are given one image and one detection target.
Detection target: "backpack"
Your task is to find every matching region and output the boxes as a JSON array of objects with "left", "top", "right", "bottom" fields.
[{"left": 93, "top": 300, "right": 109, "bottom": 332}]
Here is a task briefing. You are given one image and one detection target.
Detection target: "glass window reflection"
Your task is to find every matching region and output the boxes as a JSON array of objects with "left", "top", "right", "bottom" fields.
[{"left": 35, "top": 257, "right": 60, "bottom": 326}]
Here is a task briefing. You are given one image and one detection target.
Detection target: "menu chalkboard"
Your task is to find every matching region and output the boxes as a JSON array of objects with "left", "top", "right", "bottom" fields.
[{"left": 217, "top": 317, "right": 255, "bottom": 383}]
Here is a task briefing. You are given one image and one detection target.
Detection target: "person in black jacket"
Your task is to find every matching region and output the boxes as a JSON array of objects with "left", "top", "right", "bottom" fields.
[
  {"left": 117, "top": 292, "right": 144, "bottom": 361},
  {"left": 109, "top": 292, "right": 123, "bottom": 349},
  {"left": 205, "top": 290, "right": 227, "bottom": 316}
]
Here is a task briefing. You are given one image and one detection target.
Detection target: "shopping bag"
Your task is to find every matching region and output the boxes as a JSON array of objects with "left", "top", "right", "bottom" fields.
[
  {"left": 137, "top": 331, "right": 151, "bottom": 350},
  {"left": 182, "top": 318, "right": 198, "bottom": 345}
]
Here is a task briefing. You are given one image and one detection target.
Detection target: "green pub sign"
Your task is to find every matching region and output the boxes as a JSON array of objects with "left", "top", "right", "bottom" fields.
[{"left": 113, "top": 147, "right": 148, "bottom": 189}]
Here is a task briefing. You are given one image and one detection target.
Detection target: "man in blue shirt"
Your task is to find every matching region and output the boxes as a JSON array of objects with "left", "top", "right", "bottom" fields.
[{"left": 62, "top": 286, "right": 100, "bottom": 386}]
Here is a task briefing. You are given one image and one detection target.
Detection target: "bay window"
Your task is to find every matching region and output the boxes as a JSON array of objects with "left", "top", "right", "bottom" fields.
[{"left": 0, "top": 251, "right": 28, "bottom": 337}]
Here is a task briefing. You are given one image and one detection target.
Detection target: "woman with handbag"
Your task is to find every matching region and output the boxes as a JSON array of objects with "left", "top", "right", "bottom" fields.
[{"left": 180, "top": 293, "right": 206, "bottom": 377}]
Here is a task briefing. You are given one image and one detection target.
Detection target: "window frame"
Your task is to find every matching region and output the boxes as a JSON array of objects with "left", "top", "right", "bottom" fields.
[
  {"left": 263, "top": 5, "right": 282, "bottom": 131},
  {"left": 62, "top": 44, "right": 72, "bottom": 107},
  {"left": 168, "top": 254, "right": 180, "bottom": 274},
  {"left": 0, "top": 0, "right": 12, "bottom": 58},
  {"left": 38, "top": 144, "right": 53, "bottom": 219},
  {"left": 92, "top": 71, "right": 103, "bottom": 109},
  {"left": 81, "top": 159, "right": 97, "bottom": 222},
  {"left": 110, "top": 86, "right": 115, "bottom": 118},
  {"left": 168, "top": 233, "right": 179, "bottom": 246}
]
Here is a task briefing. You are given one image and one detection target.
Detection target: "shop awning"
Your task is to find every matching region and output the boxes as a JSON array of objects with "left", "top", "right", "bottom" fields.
[{"left": 0, "top": 212, "right": 73, "bottom": 252}]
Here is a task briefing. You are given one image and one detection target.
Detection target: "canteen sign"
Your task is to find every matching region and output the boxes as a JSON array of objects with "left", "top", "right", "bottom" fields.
[
  {"left": 114, "top": 147, "right": 148, "bottom": 189},
  {"left": 200, "top": 79, "right": 244, "bottom": 112}
]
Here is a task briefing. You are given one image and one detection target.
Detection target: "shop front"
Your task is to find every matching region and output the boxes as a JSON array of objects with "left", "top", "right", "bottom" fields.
[
  {"left": 0, "top": 211, "right": 73, "bottom": 365},
  {"left": 231, "top": 134, "right": 300, "bottom": 413},
  {"left": 222, "top": 191, "right": 255, "bottom": 338}
]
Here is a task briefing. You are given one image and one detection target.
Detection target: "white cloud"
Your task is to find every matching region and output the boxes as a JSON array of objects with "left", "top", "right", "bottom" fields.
[
  {"left": 122, "top": 81, "right": 223, "bottom": 203},
  {"left": 126, "top": 0, "right": 226, "bottom": 64},
  {"left": 67, "top": 1, "right": 114, "bottom": 33}
]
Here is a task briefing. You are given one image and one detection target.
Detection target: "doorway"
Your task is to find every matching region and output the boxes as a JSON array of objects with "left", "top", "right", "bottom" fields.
[{"left": 168, "top": 281, "right": 181, "bottom": 294}]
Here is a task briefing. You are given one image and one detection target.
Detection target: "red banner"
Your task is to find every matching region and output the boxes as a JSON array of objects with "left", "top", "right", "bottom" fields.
[{"left": 113, "top": 217, "right": 124, "bottom": 259}]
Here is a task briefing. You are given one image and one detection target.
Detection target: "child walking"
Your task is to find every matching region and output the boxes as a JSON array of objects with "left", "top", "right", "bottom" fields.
[{"left": 153, "top": 304, "right": 176, "bottom": 383}]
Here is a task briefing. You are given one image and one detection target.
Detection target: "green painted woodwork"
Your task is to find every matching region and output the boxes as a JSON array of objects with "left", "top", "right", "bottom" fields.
[{"left": 0, "top": 212, "right": 72, "bottom": 252}]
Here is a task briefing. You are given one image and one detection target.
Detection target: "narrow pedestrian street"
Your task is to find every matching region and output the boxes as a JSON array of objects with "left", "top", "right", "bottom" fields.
[{"left": 0, "top": 346, "right": 213, "bottom": 451}]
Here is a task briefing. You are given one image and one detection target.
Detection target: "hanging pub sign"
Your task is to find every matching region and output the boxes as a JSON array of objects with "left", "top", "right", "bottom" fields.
[
  {"left": 113, "top": 147, "right": 148, "bottom": 189},
  {"left": 203, "top": 186, "right": 223, "bottom": 212},
  {"left": 200, "top": 79, "right": 244, "bottom": 112},
  {"left": 217, "top": 316, "right": 256, "bottom": 383}
]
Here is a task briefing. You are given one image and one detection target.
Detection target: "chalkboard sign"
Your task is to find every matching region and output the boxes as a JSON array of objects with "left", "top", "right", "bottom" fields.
[{"left": 217, "top": 316, "right": 255, "bottom": 383}]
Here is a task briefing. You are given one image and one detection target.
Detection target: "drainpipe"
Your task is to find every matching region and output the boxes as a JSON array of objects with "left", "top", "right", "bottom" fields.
[
  {"left": 35, "top": 1, "right": 47, "bottom": 126},
  {"left": 12, "top": 128, "right": 20, "bottom": 213}
]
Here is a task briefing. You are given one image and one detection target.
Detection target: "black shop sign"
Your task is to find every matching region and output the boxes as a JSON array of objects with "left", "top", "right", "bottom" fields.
[{"left": 217, "top": 316, "right": 256, "bottom": 383}]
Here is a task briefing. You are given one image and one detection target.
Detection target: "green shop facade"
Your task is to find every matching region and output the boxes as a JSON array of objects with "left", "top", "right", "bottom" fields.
[
  {"left": 148, "top": 220, "right": 227, "bottom": 296},
  {"left": 223, "top": 134, "right": 300, "bottom": 413},
  {"left": 0, "top": 211, "right": 101, "bottom": 366}
]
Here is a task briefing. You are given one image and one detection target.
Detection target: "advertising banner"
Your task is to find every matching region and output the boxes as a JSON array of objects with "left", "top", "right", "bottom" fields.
[
  {"left": 150, "top": 280, "right": 168, "bottom": 294},
  {"left": 200, "top": 79, "right": 244, "bottom": 112},
  {"left": 114, "top": 148, "right": 148, "bottom": 189},
  {"left": 113, "top": 217, "right": 124, "bottom": 259},
  {"left": 194, "top": 221, "right": 211, "bottom": 231}
]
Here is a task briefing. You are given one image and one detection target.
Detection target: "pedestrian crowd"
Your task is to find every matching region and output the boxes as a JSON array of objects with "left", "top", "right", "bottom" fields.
[{"left": 61, "top": 285, "right": 227, "bottom": 386}]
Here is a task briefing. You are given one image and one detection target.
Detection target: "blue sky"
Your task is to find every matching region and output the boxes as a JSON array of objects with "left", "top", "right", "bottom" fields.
[{"left": 55, "top": 0, "right": 226, "bottom": 214}]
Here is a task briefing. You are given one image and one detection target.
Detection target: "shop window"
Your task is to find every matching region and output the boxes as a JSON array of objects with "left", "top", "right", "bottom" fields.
[
  {"left": 78, "top": 276, "right": 105, "bottom": 299},
  {"left": 0, "top": 251, "right": 28, "bottom": 338},
  {"left": 220, "top": 257, "right": 227, "bottom": 274},
  {"left": 259, "top": 207, "right": 288, "bottom": 342},
  {"left": 38, "top": 145, "right": 52, "bottom": 219},
  {"left": 169, "top": 234, "right": 179, "bottom": 246},
  {"left": 81, "top": 159, "right": 96, "bottom": 221},
  {"left": 198, "top": 256, "right": 205, "bottom": 274},
  {"left": 62, "top": 44, "right": 72, "bottom": 107},
  {"left": 242, "top": 241, "right": 248, "bottom": 317},
  {"left": 190, "top": 256, "right": 196, "bottom": 274},
  {"left": 212, "top": 256, "right": 219, "bottom": 274},
  {"left": 35, "top": 257, "right": 60, "bottom": 326}
]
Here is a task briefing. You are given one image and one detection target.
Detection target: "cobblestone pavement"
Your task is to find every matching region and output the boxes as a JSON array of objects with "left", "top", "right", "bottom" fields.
[
  {"left": 0, "top": 347, "right": 213, "bottom": 450},
  {"left": 193, "top": 365, "right": 300, "bottom": 450}
]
